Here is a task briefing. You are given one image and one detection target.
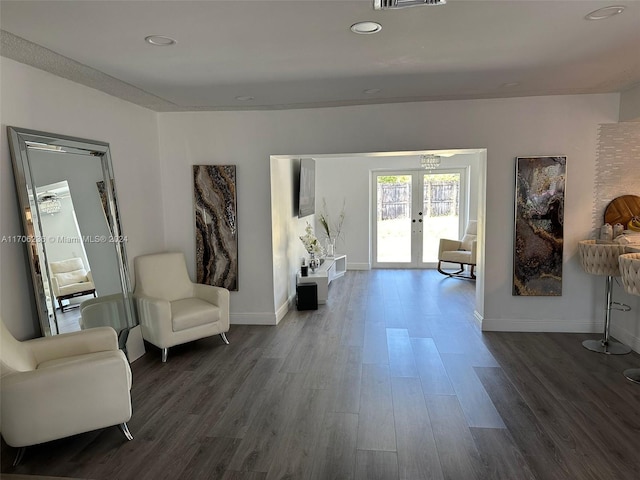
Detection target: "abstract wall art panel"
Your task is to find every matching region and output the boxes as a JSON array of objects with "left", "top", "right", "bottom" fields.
[
  {"left": 193, "top": 165, "right": 238, "bottom": 291},
  {"left": 513, "top": 156, "right": 566, "bottom": 296}
]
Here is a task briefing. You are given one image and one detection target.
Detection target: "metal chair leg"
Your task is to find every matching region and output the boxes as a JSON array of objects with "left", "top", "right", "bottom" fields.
[
  {"left": 161, "top": 348, "right": 168, "bottom": 362},
  {"left": 13, "top": 447, "right": 26, "bottom": 466},
  {"left": 220, "top": 332, "right": 230, "bottom": 345},
  {"left": 118, "top": 422, "right": 134, "bottom": 441}
]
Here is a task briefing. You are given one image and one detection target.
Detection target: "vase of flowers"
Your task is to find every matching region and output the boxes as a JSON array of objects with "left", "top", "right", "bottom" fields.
[
  {"left": 300, "top": 222, "right": 323, "bottom": 272},
  {"left": 319, "top": 198, "right": 345, "bottom": 257}
]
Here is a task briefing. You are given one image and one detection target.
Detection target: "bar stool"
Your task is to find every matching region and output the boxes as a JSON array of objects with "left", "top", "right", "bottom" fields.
[
  {"left": 578, "top": 240, "right": 631, "bottom": 354},
  {"left": 619, "top": 252, "right": 640, "bottom": 383}
]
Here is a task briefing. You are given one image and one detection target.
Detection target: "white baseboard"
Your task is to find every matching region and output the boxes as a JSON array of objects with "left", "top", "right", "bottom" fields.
[
  {"left": 473, "top": 310, "right": 483, "bottom": 329},
  {"left": 611, "top": 324, "right": 640, "bottom": 353},
  {"left": 230, "top": 312, "right": 278, "bottom": 326},
  {"left": 274, "top": 295, "right": 296, "bottom": 325},
  {"left": 481, "top": 317, "right": 600, "bottom": 333},
  {"left": 348, "top": 262, "right": 371, "bottom": 271}
]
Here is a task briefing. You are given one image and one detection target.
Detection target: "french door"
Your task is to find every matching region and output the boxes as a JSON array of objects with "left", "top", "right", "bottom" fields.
[{"left": 373, "top": 169, "right": 466, "bottom": 268}]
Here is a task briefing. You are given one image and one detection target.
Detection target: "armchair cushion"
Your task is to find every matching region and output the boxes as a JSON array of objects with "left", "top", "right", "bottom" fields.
[
  {"left": 171, "top": 298, "right": 221, "bottom": 332},
  {"left": 50, "top": 258, "right": 95, "bottom": 297}
]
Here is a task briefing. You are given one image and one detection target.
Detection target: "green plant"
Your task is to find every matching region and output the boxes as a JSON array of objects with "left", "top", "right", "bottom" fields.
[{"left": 319, "top": 198, "right": 345, "bottom": 242}]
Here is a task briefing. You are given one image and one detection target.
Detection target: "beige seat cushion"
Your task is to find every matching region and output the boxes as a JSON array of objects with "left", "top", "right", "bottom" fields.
[
  {"left": 59, "top": 282, "right": 94, "bottom": 296},
  {"left": 171, "top": 298, "right": 220, "bottom": 332},
  {"left": 440, "top": 250, "right": 473, "bottom": 264}
]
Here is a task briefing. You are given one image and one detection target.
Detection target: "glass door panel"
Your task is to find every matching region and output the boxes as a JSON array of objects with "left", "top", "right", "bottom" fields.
[
  {"left": 421, "top": 172, "right": 462, "bottom": 265},
  {"left": 374, "top": 169, "right": 466, "bottom": 269},
  {"left": 375, "top": 175, "right": 412, "bottom": 264}
]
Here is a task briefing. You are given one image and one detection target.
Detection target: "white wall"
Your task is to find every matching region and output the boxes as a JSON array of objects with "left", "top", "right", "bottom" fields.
[
  {"left": 158, "top": 93, "right": 621, "bottom": 334},
  {"left": 0, "top": 57, "right": 164, "bottom": 340},
  {"left": 38, "top": 195, "right": 89, "bottom": 268},
  {"left": 620, "top": 83, "right": 640, "bottom": 122},
  {"left": 314, "top": 153, "right": 482, "bottom": 268}
]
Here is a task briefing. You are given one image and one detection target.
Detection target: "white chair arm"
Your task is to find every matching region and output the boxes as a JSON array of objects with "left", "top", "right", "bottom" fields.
[
  {"left": 26, "top": 327, "right": 119, "bottom": 365},
  {"left": 134, "top": 294, "right": 173, "bottom": 348},
  {"left": 194, "top": 283, "right": 230, "bottom": 330},
  {"left": 470, "top": 239, "right": 477, "bottom": 264},
  {"left": 51, "top": 276, "right": 61, "bottom": 297},
  {"left": 1, "top": 351, "right": 131, "bottom": 447},
  {"left": 86, "top": 270, "right": 95, "bottom": 288},
  {"left": 439, "top": 238, "right": 462, "bottom": 257}
]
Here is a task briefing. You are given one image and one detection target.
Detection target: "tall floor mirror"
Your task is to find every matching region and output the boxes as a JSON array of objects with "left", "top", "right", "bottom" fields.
[{"left": 7, "top": 127, "right": 136, "bottom": 349}]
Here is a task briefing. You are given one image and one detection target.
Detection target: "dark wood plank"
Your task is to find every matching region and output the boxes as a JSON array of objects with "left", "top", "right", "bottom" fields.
[
  {"left": 227, "top": 373, "right": 304, "bottom": 473},
  {"left": 328, "top": 346, "right": 363, "bottom": 414},
  {"left": 440, "top": 353, "right": 506, "bottom": 428},
  {"left": 308, "top": 413, "right": 358, "bottom": 480},
  {"left": 411, "top": 337, "right": 455, "bottom": 395},
  {"left": 356, "top": 363, "right": 396, "bottom": 451},
  {"left": 469, "top": 428, "right": 537, "bottom": 480},
  {"left": 425, "top": 394, "right": 489, "bottom": 480},
  {"left": 387, "top": 328, "right": 418, "bottom": 377},
  {"left": 391, "top": 377, "right": 444, "bottom": 480},
  {"left": 265, "top": 387, "right": 330, "bottom": 479},
  {"left": 362, "top": 320, "right": 389, "bottom": 365},
  {"left": 207, "top": 358, "right": 284, "bottom": 439},
  {"left": 474, "top": 366, "right": 577, "bottom": 480},
  {"left": 355, "top": 450, "right": 399, "bottom": 480}
]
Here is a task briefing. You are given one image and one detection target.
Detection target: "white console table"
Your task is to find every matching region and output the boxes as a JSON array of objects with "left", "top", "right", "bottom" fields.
[{"left": 296, "top": 254, "right": 347, "bottom": 304}]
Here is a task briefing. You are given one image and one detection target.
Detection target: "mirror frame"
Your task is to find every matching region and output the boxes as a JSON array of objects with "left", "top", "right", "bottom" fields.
[{"left": 7, "top": 126, "right": 134, "bottom": 336}]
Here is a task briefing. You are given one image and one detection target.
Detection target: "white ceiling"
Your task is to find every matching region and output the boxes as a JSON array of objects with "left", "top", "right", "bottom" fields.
[{"left": 1, "top": 0, "right": 639, "bottom": 111}]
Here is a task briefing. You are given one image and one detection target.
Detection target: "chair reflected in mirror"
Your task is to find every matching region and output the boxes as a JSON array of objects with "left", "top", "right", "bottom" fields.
[
  {"left": 437, "top": 220, "right": 477, "bottom": 280},
  {"left": 50, "top": 257, "right": 96, "bottom": 312}
]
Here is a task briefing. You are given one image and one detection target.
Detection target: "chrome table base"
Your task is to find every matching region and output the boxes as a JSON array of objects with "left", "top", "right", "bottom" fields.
[
  {"left": 624, "top": 368, "right": 640, "bottom": 384},
  {"left": 582, "top": 339, "right": 631, "bottom": 355}
]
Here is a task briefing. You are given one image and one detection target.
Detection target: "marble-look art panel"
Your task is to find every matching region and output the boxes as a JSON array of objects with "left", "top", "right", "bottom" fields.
[
  {"left": 513, "top": 156, "right": 566, "bottom": 296},
  {"left": 193, "top": 165, "right": 238, "bottom": 291}
]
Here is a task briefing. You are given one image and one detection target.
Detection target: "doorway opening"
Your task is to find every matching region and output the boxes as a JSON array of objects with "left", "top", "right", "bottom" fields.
[{"left": 269, "top": 148, "right": 486, "bottom": 325}]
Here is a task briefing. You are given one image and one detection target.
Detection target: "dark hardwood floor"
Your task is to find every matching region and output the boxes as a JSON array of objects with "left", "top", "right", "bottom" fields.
[{"left": 3, "top": 269, "right": 640, "bottom": 479}]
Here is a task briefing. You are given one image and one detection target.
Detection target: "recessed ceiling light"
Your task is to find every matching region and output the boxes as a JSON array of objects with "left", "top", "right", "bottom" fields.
[
  {"left": 363, "top": 88, "right": 382, "bottom": 95},
  {"left": 584, "top": 5, "right": 625, "bottom": 20},
  {"left": 351, "top": 21, "right": 382, "bottom": 35},
  {"left": 501, "top": 82, "right": 520, "bottom": 88},
  {"left": 144, "top": 35, "right": 177, "bottom": 46},
  {"left": 235, "top": 96, "right": 254, "bottom": 101}
]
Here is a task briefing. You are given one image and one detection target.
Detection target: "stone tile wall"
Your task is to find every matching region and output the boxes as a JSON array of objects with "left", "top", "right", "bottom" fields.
[{"left": 593, "top": 122, "right": 640, "bottom": 230}]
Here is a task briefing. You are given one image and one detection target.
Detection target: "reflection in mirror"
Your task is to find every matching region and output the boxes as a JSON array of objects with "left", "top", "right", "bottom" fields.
[
  {"left": 34, "top": 181, "right": 97, "bottom": 330},
  {"left": 7, "top": 127, "right": 136, "bottom": 347}
]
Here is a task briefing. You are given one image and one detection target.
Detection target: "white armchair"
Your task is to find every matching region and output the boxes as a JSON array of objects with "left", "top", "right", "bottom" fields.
[
  {"left": 0, "top": 318, "right": 133, "bottom": 465},
  {"left": 437, "top": 220, "right": 477, "bottom": 279},
  {"left": 133, "top": 252, "right": 230, "bottom": 362},
  {"left": 49, "top": 257, "right": 96, "bottom": 312}
]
